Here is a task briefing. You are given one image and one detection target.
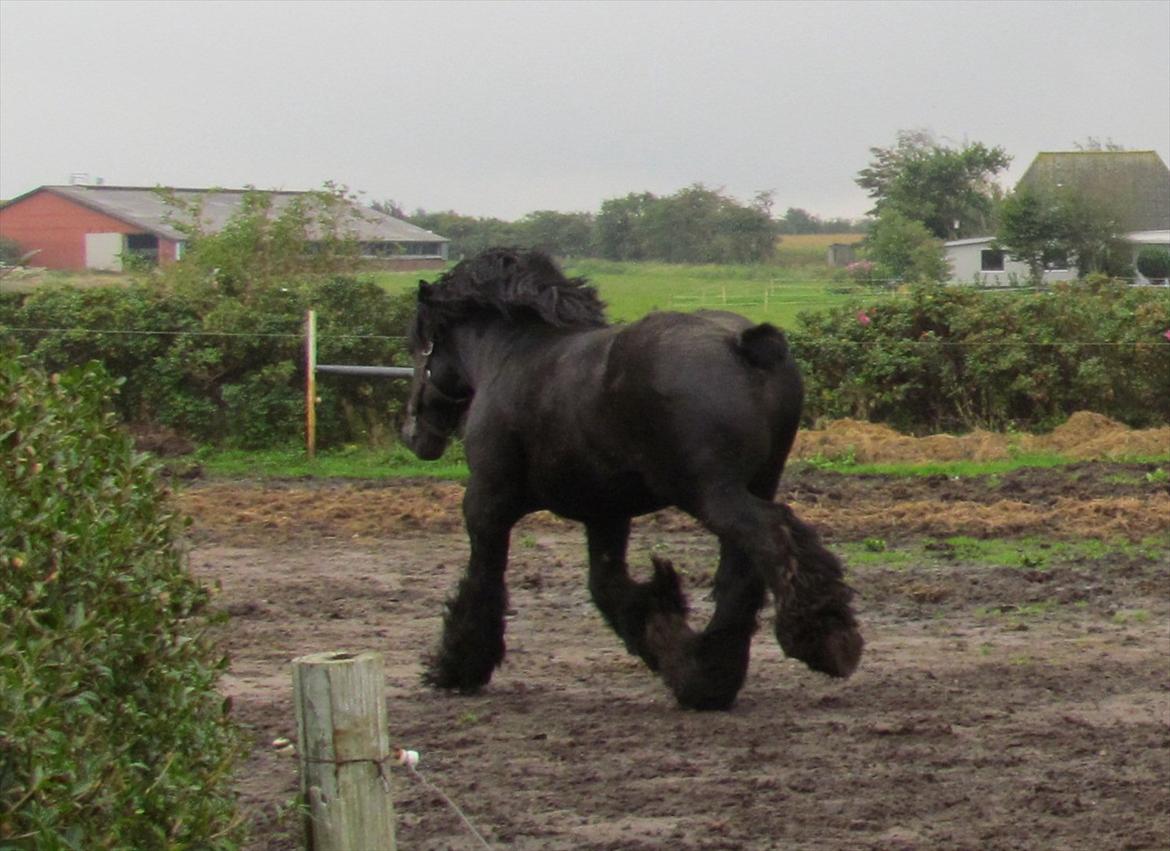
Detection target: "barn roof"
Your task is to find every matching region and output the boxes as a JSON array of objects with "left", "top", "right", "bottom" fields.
[
  {"left": 1015, "top": 151, "right": 1170, "bottom": 232},
  {"left": 16, "top": 185, "right": 447, "bottom": 244}
]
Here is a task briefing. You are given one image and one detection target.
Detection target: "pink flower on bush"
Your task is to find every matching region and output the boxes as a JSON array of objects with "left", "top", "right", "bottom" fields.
[
  {"left": 1163, "top": 328, "right": 1170, "bottom": 342},
  {"left": 857, "top": 310, "right": 872, "bottom": 327},
  {"left": 846, "top": 260, "right": 876, "bottom": 283}
]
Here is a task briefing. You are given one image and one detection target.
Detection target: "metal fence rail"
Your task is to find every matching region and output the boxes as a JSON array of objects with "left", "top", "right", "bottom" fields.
[
  {"left": 315, "top": 364, "right": 414, "bottom": 378},
  {"left": 305, "top": 310, "right": 414, "bottom": 457}
]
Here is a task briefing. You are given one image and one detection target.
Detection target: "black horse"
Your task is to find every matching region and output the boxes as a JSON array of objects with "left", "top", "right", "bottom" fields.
[{"left": 401, "top": 248, "right": 862, "bottom": 710}]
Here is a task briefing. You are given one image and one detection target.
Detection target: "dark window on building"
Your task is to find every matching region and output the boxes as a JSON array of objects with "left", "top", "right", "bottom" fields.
[
  {"left": 360, "top": 241, "right": 443, "bottom": 257},
  {"left": 402, "top": 241, "right": 442, "bottom": 256},
  {"left": 125, "top": 233, "right": 159, "bottom": 264},
  {"left": 980, "top": 249, "right": 1005, "bottom": 272}
]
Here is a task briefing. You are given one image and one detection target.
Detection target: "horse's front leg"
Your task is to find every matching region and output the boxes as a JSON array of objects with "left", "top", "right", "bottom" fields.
[{"left": 423, "top": 489, "right": 517, "bottom": 693}]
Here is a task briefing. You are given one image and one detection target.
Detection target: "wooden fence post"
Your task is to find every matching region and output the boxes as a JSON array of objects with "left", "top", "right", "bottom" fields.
[
  {"left": 305, "top": 309, "right": 317, "bottom": 459},
  {"left": 292, "top": 650, "right": 396, "bottom": 850}
]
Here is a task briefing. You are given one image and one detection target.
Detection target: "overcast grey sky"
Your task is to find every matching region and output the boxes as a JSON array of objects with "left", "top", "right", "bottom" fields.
[{"left": 1, "top": 0, "right": 1167, "bottom": 221}]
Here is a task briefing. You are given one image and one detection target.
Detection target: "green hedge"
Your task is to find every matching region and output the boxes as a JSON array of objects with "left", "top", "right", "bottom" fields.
[
  {"left": 0, "top": 357, "right": 243, "bottom": 848},
  {"left": 790, "top": 277, "right": 1170, "bottom": 432},
  {"left": 0, "top": 277, "right": 414, "bottom": 448},
  {"left": 3, "top": 275, "right": 1168, "bottom": 449}
]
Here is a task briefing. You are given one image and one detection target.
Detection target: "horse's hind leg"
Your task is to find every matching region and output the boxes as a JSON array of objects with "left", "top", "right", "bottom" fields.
[
  {"left": 586, "top": 518, "right": 687, "bottom": 672},
  {"left": 700, "top": 491, "right": 863, "bottom": 680},
  {"left": 768, "top": 503, "right": 863, "bottom": 677}
]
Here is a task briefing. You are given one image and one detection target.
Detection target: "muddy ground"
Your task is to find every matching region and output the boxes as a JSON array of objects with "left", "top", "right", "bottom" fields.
[{"left": 181, "top": 459, "right": 1170, "bottom": 851}]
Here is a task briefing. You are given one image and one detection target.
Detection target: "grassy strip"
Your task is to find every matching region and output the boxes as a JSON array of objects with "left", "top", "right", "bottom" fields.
[
  {"left": 193, "top": 443, "right": 1166, "bottom": 483},
  {"left": 193, "top": 444, "right": 469, "bottom": 481},
  {"left": 793, "top": 453, "right": 1169, "bottom": 477},
  {"left": 795, "top": 453, "right": 1073, "bottom": 477},
  {"left": 839, "top": 534, "right": 1168, "bottom": 571}
]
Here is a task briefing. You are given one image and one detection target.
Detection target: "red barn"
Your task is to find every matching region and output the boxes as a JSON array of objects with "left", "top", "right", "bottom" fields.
[
  {"left": 0, "top": 185, "right": 184, "bottom": 270},
  {"left": 0, "top": 185, "right": 448, "bottom": 271}
]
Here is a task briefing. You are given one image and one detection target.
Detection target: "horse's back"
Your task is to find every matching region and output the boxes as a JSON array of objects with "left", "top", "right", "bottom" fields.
[
  {"left": 604, "top": 311, "right": 803, "bottom": 497},
  {"left": 613, "top": 311, "right": 800, "bottom": 405}
]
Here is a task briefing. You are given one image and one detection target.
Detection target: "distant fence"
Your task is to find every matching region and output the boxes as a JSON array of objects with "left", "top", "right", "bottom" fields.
[
  {"left": 304, "top": 309, "right": 413, "bottom": 457},
  {"left": 667, "top": 282, "right": 885, "bottom": 312}
]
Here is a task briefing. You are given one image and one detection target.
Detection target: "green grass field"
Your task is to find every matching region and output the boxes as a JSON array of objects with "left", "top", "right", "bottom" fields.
[{"left": 372, "top": 234, "right": 874, "bottom": 327}]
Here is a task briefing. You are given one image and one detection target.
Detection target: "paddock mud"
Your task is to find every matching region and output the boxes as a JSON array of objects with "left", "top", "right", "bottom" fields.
[{"left": 180, "top": 455, "right": 1170, "bottom": 850}]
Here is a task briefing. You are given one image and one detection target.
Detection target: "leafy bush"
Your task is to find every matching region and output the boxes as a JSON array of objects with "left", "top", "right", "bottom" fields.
[
  {"left": 9, "top": 284, "right": 201, "bottom": 426},
  {"left": 0, "top": 277, "right": 414, "bottom": 448},
  {"left": 0, "top": 237, "right": 29, "bottom": 266},
  {"left": 0, "top": 357, "right": 244, "bottom": 848},
  {"left": 863, "top": 208, "right": 949, "bottom": 282},
  {"left": 1136, "top": 246, "right": 1170, "bottom": 283},
  {"left": 155, "top": 185, "right": 363, "bottom": 307},
  {"left": 790, "top": 277, "right": 1170, "bottom": 432}
]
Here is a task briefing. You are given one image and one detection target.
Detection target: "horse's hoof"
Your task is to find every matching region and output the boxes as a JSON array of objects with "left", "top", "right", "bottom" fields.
[
  {"left": 817, "top": 624, "right": 864, "bottom": 678},
  {"left": 650, "top": 627, "right": 750, "bottom": 712},
  {"left": 421, "top": 657, "right": 490, "bottom": 694},
  {"left": 674, "top": 684, "right": 739, "bottom": 712},
  {"left": 777, "top": 617, "right": 864, "bottom": 678}
]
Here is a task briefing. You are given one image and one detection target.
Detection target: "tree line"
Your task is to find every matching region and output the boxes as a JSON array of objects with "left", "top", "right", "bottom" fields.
[
  {"left": 376, "top": 130, "right": 1164, "bottom": 283},
  {"left": 375, "top": 185, "right": 864, "bottom": 264}
]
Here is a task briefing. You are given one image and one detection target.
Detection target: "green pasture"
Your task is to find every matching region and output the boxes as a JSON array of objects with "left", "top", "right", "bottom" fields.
[
  {"left": 368, "top": 233, "right": 874, "bottom": 327},
  {"left": 373, "top": 259, "right": 879, "bottom": 328},
  {"left": 569, "top": 261, "right": 866, "bottom": 325}
]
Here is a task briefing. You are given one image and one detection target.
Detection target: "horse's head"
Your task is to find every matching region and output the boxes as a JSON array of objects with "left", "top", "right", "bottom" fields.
[{"left": 400, "top": 283, "right": 473, "bottom": 460}]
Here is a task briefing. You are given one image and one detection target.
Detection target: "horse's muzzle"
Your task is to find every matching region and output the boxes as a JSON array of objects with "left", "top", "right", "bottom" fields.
[{"left": 401, "top": 414, "right": 448, "bottom": 461}]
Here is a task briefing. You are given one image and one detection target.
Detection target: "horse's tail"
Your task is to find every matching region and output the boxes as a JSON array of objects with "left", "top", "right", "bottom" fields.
[{"left": 736, "top": 323, "right": 789, "bottom": 369}]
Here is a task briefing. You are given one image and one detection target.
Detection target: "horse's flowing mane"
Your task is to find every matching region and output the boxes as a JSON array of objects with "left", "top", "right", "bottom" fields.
[{"left": 411, "top": 248, "right": 608, "bottom": 347}]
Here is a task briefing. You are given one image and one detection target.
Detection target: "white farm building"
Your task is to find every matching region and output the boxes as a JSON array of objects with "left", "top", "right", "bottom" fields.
[{"left": 944, "top": 150, "right": 1170, "bottom": 285}]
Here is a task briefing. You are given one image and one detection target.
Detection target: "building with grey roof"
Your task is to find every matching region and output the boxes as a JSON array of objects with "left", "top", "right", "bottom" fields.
[
  {"left": 945, "top": 151, "right": 1170, "bottom": 285},
  {"left": 0, "top": 184, "right": 448, "bottom": 271}
]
